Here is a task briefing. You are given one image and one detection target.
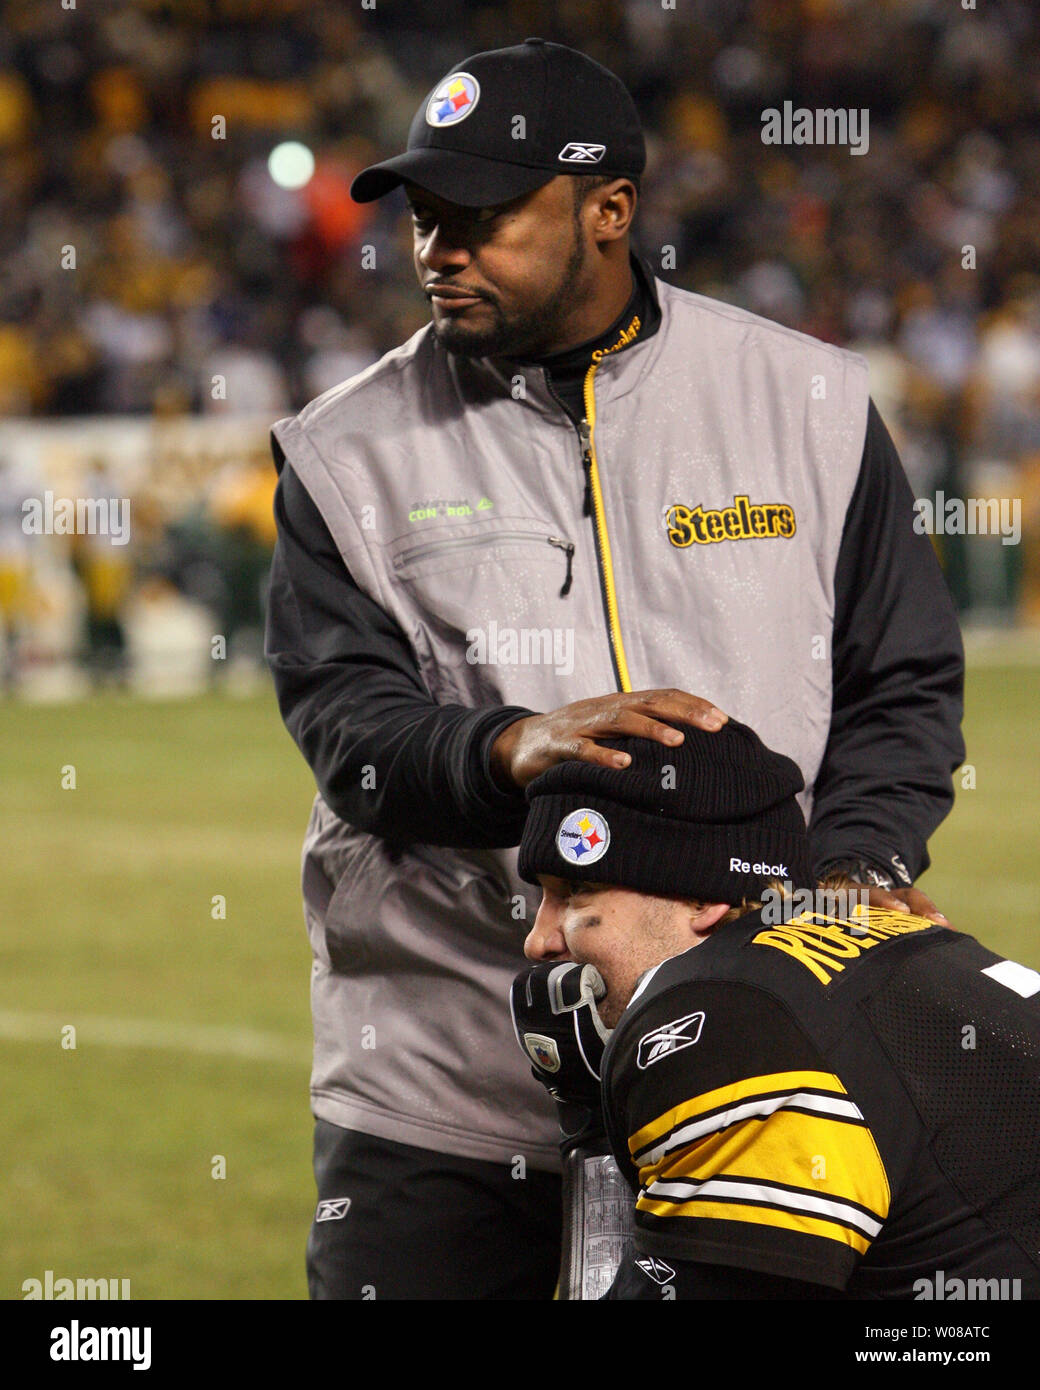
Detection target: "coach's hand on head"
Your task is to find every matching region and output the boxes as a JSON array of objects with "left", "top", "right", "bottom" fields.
[{"left": 489, "top": 688, "right": 727, "bottom": 791}]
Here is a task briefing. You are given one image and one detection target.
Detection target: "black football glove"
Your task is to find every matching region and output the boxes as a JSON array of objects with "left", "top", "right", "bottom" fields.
[{"left": 510, "top": 962, "right": 612, "bottom": 1152}]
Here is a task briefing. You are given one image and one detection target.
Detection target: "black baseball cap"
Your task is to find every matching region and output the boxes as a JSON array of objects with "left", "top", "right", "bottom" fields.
[{"left": 349, "top": 38, "right": 645, "bottom": 208}]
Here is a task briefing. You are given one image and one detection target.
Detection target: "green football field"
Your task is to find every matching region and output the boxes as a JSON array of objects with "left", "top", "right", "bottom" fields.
[{"left": 1, "top": 657, "right": 1038, "bottom": 1300}]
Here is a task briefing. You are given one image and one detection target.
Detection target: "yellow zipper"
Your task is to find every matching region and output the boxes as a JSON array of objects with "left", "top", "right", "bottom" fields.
[{"left": 582, "top": 360, "right": 633, "bottom": 693}]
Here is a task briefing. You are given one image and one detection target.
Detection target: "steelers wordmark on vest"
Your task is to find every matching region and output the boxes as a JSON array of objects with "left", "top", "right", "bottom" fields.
[
  {"left": 666, "top": 494, "right": 796, "bottom": 547},
  {"left": 591, "top": 314, "right": 642, "bottom": 361}
]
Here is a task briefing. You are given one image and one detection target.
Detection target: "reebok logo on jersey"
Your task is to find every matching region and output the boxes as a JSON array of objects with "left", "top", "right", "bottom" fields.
[
  {"left": 636, "top": 1011, "right": 705, "bottom": 1069},
  {"left": 315, "top": 1198, "right": 351, "bottom": 1222},
  {"left": 635, "top": 1256, "right": 676, "bottom": 1285},
  {"left": 558, "top": 142, "right": 606, "bottom": 163},
  {"left": 666, "top": 494, "right": 796, "bottom": 546}
]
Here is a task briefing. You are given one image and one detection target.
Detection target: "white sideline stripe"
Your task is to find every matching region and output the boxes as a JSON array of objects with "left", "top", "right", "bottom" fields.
[{"left": 0, "top": 1009, "right": 309, "bottom": 1065}]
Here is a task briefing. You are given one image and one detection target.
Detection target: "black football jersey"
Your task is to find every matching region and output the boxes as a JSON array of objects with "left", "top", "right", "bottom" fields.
[{"left": 600, "top": 905, "right": 1040, "bottom": 1298}]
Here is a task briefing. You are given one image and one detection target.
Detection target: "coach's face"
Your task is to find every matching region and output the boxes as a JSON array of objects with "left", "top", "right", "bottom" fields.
[
  {"left": 406, "top": 176, "right": 627, "bottom": 360},
  {"left": 524, "top": 877, "right": 729, "bottom": 1028}
]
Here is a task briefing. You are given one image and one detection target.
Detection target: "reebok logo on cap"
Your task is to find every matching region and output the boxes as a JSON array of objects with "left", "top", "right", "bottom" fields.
[{"left": 558, "top": 142, "right": 606, "bottom": 163}]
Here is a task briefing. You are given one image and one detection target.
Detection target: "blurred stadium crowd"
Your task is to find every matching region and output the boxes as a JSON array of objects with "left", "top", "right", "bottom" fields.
[{"left": 2, "top": 0, "right": 1040, "bottom": 692}]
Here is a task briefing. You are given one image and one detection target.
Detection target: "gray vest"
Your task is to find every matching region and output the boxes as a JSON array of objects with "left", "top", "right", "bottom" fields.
[{"left": 274, "top": 277, "right": 869, "bottom": 1170}]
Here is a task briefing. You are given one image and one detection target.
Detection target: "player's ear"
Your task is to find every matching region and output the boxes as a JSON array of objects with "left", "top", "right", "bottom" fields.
[{"left": 687, "top": 901, "right": 730, "bottom": 940}]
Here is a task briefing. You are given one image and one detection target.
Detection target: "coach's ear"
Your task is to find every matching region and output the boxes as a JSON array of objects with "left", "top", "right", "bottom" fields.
[
  {"left": 588, "top": 178, "right": 637, "bottom": 242},
  {"left": 686, "top": 901, "right": 731, "bottom": 942}
]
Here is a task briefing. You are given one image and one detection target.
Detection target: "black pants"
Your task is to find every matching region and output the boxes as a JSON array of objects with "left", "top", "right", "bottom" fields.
[{"left": 307, "top": 1121, "right": 562, "bottom": 1300}]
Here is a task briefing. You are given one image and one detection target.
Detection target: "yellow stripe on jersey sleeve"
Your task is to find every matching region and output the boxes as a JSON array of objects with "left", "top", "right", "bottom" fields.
[
  {"left": 628, "top": 1069, "right": 849, "bottom": 1158},
  {"left": 629, "top": 1069, "right": 890, "bottom": 1255}
]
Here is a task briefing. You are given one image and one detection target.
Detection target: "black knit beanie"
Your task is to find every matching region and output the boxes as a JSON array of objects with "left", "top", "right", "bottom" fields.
[{"left": 517, "top": 718, "right": 813, "bottom": 904}]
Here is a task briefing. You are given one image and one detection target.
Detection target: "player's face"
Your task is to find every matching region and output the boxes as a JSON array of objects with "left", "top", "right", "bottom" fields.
[
  {"left": 407, "top": 177, "right": 598, "bottom": 359},
  {"left": 524, "top": 877, "right": 695, "bottom": 1028}
]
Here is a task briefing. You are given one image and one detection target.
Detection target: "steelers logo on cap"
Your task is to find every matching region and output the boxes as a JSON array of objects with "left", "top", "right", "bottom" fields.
[
  {"left": 426, "top": 72, "right": 481, "bottom": 127},
  {"left": 556, "top": 808, "right": 611, "bottom": 866}
]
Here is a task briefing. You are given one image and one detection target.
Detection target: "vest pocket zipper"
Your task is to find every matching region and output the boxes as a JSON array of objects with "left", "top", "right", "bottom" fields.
[
  {"left": 547, "top": 536, "right": 575, "bottom": 596},
  {"left": 393, "top": 530, "right": 575, "bottom": 598}
]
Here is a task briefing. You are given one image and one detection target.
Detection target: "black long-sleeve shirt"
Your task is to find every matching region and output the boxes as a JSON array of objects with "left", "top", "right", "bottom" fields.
[{"left": 265, "top": 262, "right": 964, "bottom": 881}]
